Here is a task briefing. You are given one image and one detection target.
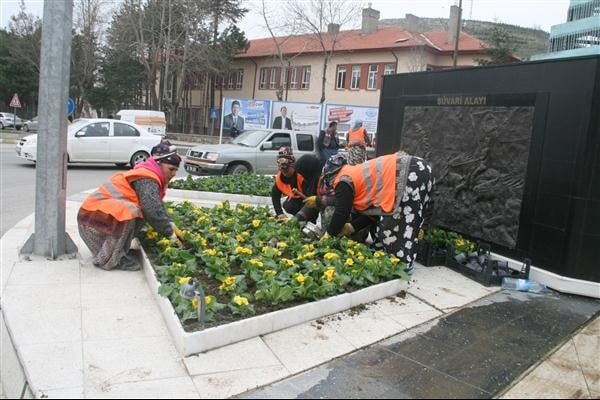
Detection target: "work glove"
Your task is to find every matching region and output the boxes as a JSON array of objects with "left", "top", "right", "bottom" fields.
[
  {"left": 303, "top": 196, "right": 317, "bottom": 209},
  {"left": 338, "top": 223, "right": 355, "bottom": 238},
  {"left": 276, "top": 214, "right": 290, "bottom": 223},
  {"left": 418, "top": 229, "right": 425, "bottom": 241}
]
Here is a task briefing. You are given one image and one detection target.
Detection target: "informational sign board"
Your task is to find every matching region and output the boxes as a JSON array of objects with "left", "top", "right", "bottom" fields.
[
  {"left": 219, "top": 98, "right": 271, "bottom": 143},
  {"left": 323, "top": 103, "right": 379, "bottom": 135},
  {"left": 67, "top": 98, "right": 75, "bottom": 116}
]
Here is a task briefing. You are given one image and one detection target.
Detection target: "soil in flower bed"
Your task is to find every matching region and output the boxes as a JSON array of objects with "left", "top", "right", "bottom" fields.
[
  {"left": 169, "top": 173, "right": 274, "bottom": 196},
  {"left": 141, "top": 200, "right": 409, "bottom": 332}
]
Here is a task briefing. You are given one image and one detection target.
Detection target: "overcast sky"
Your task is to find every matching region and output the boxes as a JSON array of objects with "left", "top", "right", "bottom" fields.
[{"left": 1, "top": 0, "right": 570, "bottom": 37}]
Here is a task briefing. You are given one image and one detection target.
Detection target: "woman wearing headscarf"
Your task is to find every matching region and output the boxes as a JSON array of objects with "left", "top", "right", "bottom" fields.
[
  {"left": 271, "top": 147, "right": 321, "bottom": 223},
  {"left": 345, "top": 119, "right": 371, "bottom": 165},
  {"left": 77, "top": 141, "right": 184, "bottom": 271},
  {"left": 304, "top": 150, "right": 434, "bottom": 273}
]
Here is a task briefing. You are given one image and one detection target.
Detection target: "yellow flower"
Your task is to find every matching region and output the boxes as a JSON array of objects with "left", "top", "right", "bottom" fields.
[
  {"left": 249, "top": 258, "right": 264, "bottom": 267},
  {"left": 358, "top": 255, "right": 365, "bottom": 261},
  {"left": 296, "top": 254, "right": 304, "bottom": 261},
  {"left": 219, "top": 276, "right": 236, "bottom": 291},
  {"left": 167, "top": 208, "right": 174, "bottom": 215},
  {"left": 224, "top": 218, "right": 234, "bottom": 225},
  {"left": 158, "top": 237, "right": 171, "bottom": 247},
  {"left": 252, "top": 219, "right": 261, "bottom": 228},
  {"left": 209, "top": 227, "right": 217, "bottom": 232},
  {"left": 470, "top": 243, "right": 476, "bottom": 251},
  {"left": 236, "top": 234, "right": 245, "bottom": 242},
  {"left": 455, "top": 239, "right": 465, "bottom": 248},
  {"left": 345, "top": 258, "right": 354, "bottom": 266},
  {"left": 303, "top": 244, "right": 315, "bottom": 251},
  {"left": 264, "top": 269, "right": 277, "bottom": 277},
  {"left": 295, "top": 273, "right": 306, "bottom": 285},
  {"left": 235, "top": 246, "right": 253, "bottom": 255},
  {"left": 196, "top": 215, "right": 207, "bottom": 224},
  {"left": 205, "top": 295, "right": 213, "bottom": 306},
  {"left": 347, "top": 240, "right": 357, "bottom": 246},
  {"left": 164, "top": 247, "right": 175, "bottom": 255},
  {"left": 374, "top": 251, "right": 385, "bottom": 258},
  {"left": 192, "top": 297, "right": 199, "bottom": 310},
  {"left": 390, "top": 257, "right": 400, "bottom": 264},
  {"left": 324, "top": 252, "right": 340, "bottom": 260},
  {"left": 146, "top": 230, "right": 158, "bottom": 240},
  {"left": 216, "top": 232, "right": 226, "bottom": 241},
  {"left": 223, "top": 276, "right": 235, "bottom": 286},
  {"left": 179, "top": 277, "right": 190, "bottom": 285},
  {"left": 200, "top": 238, "right": 207, "bottom": 247},
  {"left": 262, "top": 245, "right": 270, "bottom": 254},
  {"left": 323, "top": 267, "right": 336, "bottom": 282},
  {"left": 304, "top": 251, "right": 315, "bottom": 258},
  {"left": 233, "top": 295, "right": 249, "bottom": 306},
  {"left": 242, "top": 231, "right": 250, "bottom": 237},
  {"left": 203, "top": 248, "right": 217, "bottom": 256},
  {"left": 277, "top": 242, "right": 287, "bottom": 249},
  {"left": 280, "top": 258, "right": 295, "bottom": 267}
]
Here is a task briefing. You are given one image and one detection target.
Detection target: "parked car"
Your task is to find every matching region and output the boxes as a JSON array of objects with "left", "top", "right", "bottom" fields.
[
  {"left": 23, "top": 116, "right": 38, "bottom": 132},
  {"left": 0, "top": 112, "right": 24, "bottom": 130},
  {"left": 15, "top": 118, "right": 161, "bottom": 167},
  {"left": 184, "top": 129, "right": 319, "bottom": 175}
]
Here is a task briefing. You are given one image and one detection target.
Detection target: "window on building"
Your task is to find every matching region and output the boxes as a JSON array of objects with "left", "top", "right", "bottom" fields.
[
  {"left": 280, "top": 68, "right": 288, "bottom": 89},
  {"left": 228, "top": 73, "right": 235, "bottom": 89},
  {"left": 336, "top": 65, "right": 346, "bottom": 89},
  {"left": 236, "top": 69, "right": 244, "bottom": 89},
  {"left": 384, "top": 63, "right": 396, "bottom": 75},
  {"left": 367, "top": 65, "right": 378, "bottom": 89},
  {"left": 351, "top": 65, "right": 361, "bottom": 89},
  {"left": 301, "top": 66, "right": 311, "bottom": 89},
  {"left": 290, "top": 67, "right": 298, "bottom": 89},
  {"left": 270, "top": 67, "right": 278, "bottom": 89},
  {"left": 259, "top": 68, "right": 268, "bottom": 89}
]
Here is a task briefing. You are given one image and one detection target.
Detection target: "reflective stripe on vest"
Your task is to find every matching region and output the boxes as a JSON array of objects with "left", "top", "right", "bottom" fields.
[
  {"left": 80, "top": 168, "right": 163, "bottom": 222},
  {"left": 347, "top": 127, "right": 367, "bottom": 147},
  {"left": 275, "top": 172, "right": 305, "bottom": 198},
  {"left": 334, "top": 153, "right": 398, "bottom": 213}
]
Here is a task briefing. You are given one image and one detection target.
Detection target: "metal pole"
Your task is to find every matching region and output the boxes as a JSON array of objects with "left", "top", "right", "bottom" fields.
[
  {"left": 453, "top": 0, "right": 463, "bottom": 67},
  {"left": 21, "top": 0, "right": 77, "bottom": 258}
]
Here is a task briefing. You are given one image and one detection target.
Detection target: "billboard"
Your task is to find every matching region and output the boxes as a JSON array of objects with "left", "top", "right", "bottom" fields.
[
  {"left": 270, "top": 101, "right": 323, "bottom": 131},
  {"left": 221, "top": 98, "right": 271, "bottom": 142},
  {"left": 323, "top": 104, "right": 379, "bottom": 135}
]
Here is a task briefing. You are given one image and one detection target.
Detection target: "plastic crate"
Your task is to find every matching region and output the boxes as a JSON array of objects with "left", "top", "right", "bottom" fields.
[
  {"left": 446, "top": 244, "right": 531, "bottom": 287},
  {"left": 416, "top": 241, "right": 450, "bottom": 267}
]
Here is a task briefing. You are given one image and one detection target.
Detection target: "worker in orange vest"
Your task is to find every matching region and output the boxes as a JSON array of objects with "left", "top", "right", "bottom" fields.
[
  {"left": 345, "top": 120, "right": 371, "bottom": 164},
  {"left": 304, "top": 150, "right": 434, "bottom": 274},
  {"left": 77, "top": 142, "right": 185, "bottom": 271},
  {"left": 272, "top": 147, "right": 320, "bottom": 223}
]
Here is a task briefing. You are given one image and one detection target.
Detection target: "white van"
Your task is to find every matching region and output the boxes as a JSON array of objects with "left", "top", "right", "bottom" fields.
[{"left": 116, "top": 110, "right": 166, "bottom": 136}]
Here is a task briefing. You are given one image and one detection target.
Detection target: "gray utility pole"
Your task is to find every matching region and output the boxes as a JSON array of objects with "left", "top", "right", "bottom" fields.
[
  {"left": 21, "top": 0, "right": 77, "bottom": 258},
  {"left": 453, "top": 0, "right": 463, "bottom": 67}
]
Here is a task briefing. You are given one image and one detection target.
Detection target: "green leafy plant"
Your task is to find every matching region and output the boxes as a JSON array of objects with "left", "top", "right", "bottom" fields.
[
  {"left": 140, "top": 200, "right": 410, "bottom": 329},
  {"left": 169, "top": 173, "right": 274, "bottom": 196}
]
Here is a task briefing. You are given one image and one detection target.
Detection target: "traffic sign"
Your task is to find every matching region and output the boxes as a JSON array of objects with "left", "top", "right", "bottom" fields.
[
  {"left": 67, "top": 98, "right": 75, "bottom": 116},
  {"left": 9, "top": 93, "right": 21, "bottom": 108},
  {"left": 210, "top": 108, "right": 220, "bottom": 120}
]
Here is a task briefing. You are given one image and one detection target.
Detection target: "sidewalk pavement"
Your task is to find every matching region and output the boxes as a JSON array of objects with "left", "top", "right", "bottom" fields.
[{"left": 1, "top": 193, "right": 599, "bottom": 399}]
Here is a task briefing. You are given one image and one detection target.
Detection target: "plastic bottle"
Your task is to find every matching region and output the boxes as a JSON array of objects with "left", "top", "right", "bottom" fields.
[{"left": 501, "top": 277, "right": 547, "bottom": 293}]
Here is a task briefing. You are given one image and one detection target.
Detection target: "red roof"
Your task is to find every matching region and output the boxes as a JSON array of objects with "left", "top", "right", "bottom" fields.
[{"left": 236, "top": 26, "right": 488, "bottom": 59}]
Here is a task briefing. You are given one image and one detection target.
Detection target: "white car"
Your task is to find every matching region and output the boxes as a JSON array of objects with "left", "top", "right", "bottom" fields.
[{"left": 15, "top": 118, "right": 162, "bottom": 167}]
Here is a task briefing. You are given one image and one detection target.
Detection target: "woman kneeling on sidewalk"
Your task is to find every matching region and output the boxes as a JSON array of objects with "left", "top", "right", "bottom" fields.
[{"left": 77, "top": 142, "right": 184, "bottom": 271}]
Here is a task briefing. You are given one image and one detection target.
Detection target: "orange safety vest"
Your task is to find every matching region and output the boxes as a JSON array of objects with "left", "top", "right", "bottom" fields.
[
  {"left": 275, "top": 172, "right": 305, "bottom": 198},
  {"left": 347, "top": 127, "right": 367, "bottom": 147},
  {"left": 333, "top": 153, "right": 398, "bottom": 213},
  {"left": 80, "top": 168, "right": 163, "bottom": 222}
]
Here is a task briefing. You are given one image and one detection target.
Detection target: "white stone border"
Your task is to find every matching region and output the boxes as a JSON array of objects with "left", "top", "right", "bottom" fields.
[{"left": 141, "top": 241, "right": 407, "bottom": 356}]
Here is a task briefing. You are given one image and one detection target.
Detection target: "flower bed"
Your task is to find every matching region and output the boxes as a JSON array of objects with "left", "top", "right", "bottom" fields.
[
  {"left": 140, "top": 200, "right": 408, "bottom": 331},
  {"left": 169, "top": 173, "right": 274, "bottom": 196}
]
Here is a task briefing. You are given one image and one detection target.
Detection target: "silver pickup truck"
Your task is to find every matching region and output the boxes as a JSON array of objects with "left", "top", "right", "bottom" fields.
[{"left": 184, "top": 129, "right": 320, "bottom": 175}]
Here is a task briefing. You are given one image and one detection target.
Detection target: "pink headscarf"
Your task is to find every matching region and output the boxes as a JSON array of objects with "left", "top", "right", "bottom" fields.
[{"left": 134, "top": 157, "right": 167, "bottom": 199}]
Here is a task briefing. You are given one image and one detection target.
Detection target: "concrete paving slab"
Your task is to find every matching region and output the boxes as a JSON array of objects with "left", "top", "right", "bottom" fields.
[
  {"left": 18, "top": 341, "right": 84, "bottom": 391},
  {"left": 192, "top": 365, "right": 290, "bottom": 398},
  {"left": 85, "top": 376, "right": 199, "bottom": 399}
]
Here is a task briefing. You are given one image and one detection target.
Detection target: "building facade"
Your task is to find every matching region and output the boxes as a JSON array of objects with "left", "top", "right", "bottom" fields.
[
  {"left": 217, "top": 6, "right": 492, "bottom": 109},
  {"left": 533, "top": 0, "right": 600, "bottom": 60}
]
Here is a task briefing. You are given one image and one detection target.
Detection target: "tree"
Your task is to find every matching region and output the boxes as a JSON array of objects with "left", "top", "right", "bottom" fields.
[
  {"left": 477, "top": 23, "right": 518, "bottom": 65},
  {"left": 285, "top": 0, "right": 361, "bottom": 103}
]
